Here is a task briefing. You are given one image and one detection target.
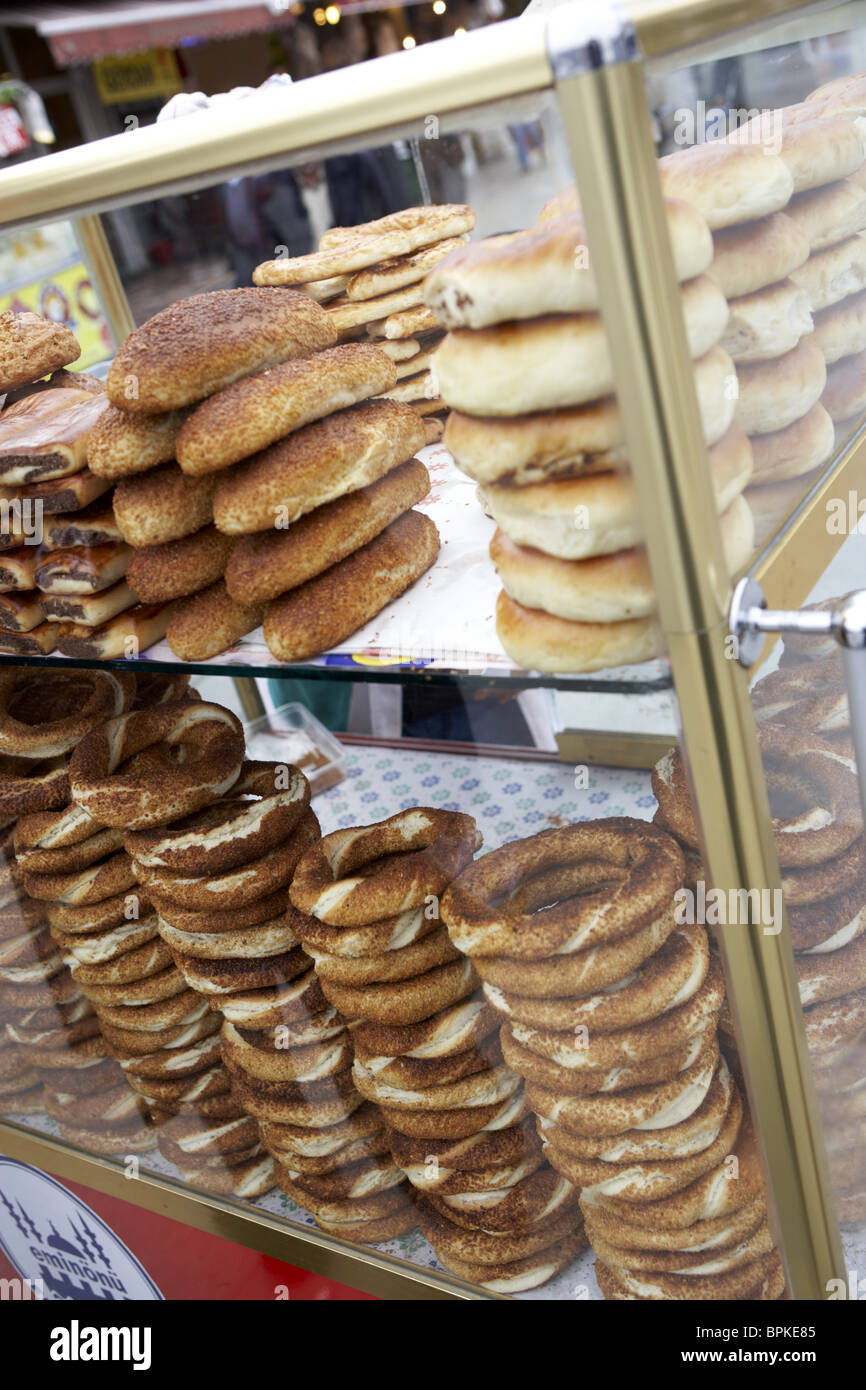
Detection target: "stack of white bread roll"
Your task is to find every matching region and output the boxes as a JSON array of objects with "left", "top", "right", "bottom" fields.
[
  {"left": 711, "top": 107, "right": 866, "bottom": 540},
  {"left": 425, "top": 191, "right": 754, "bottom": 674}
]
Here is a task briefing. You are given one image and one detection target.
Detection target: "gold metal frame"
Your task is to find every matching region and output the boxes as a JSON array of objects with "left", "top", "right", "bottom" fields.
[{"left": 0, "top": 0, "right": 857, "bottom": 1300}]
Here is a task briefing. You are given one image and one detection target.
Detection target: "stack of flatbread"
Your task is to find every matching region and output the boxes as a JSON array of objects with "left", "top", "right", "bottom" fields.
[
  {"left": 424, "top": 195, "right": 754, "bottom": 674},
  {"left": 252, "top": 205, "right": 477, "bottom": 432},
  {"left": 93, "top": 282, "right": 442, "bottom": 664},
  {"left": 0, "top": 312, "right": 116, "bottom": 656},
  {"left": 700, "top": 105, "right": 866, "bottom": 543}
]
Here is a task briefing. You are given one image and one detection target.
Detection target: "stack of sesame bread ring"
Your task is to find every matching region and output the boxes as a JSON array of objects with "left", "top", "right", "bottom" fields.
[
  {"left": 60, "top": 693, "right": 281, "bottom": 1199},
  {"left": 288, "top": 807, "right": 584, "bottom": 1291},
  {"left": 0, "top": 666, "right": 161, "bottom": 1155},
  {"left": 441, "top": 817, "right": 784, "bottom": 1299},
  {"left": 424, "top": 187, "right": 753, "bottom": 673}
]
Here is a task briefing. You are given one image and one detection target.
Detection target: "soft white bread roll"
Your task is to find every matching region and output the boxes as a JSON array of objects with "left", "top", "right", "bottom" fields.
[
  {"left": 494, "top": 591, "right": 662, "bottom": 674},
  {"left": 710, "top": 213, "right": 809, "bottom": 298},
  {"left": 726, "top": 114, "right": 866, "bottom": 193},
  {"left": 482, "top": 421, "right": 752, "bottom": 560},
  {"left": 658, "top": 143, "right": 793, "bottom": 229},
  {"left": 822, "top": 345, "right": 866, "bottom": 420},
  {"left": 720, "top": 279, "right": 812, "bottom": 363},
  {"left": 735, "top": 337, "right": 826, "bottom": 434},
  {"left": 789, "top": 233, "right": 866, "bottom": 312},
  {"left": 423, "top": 201, "right": 713, "bottom": 328},
  {"left": 785, "top": 178, "right": 866, "bottom": 250},
  {"left": 812, "top": 288, "right": 866, "bottom": 362},
  {"left": 435, "top": 275, "right": 728, "bottom": 415},
  {"left": 749, "top": 402, "right": 834, "bottom": 484},
  {"left": 443, "top": 346, "right": 737, "bottom": 485},
  {"left": 491, "top": 493, "right": 754, "bottom": 624}
]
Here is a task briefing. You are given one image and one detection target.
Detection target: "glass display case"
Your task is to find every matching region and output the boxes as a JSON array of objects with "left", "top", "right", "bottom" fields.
[{"left": 0, "top": 0, "right": 865, "bottom": 1302}]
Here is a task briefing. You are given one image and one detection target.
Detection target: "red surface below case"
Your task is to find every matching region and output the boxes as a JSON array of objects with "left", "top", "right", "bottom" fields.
[{"left": 0, "top": 1168, "right": 374, "bottom": 1301}]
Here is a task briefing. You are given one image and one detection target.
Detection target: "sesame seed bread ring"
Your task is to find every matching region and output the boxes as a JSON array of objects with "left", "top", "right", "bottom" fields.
[
  {"left": 287, "top": 902, "right": 439, "bottom": 959},
  {"left": 753, "top": 655, "right": 848, "bottom": 734},
  {"left": 149, "top": 887, "right": 287, "bottom": 935},
  {"left": 69, "top": 701, "right": 245, "bottom": 831},
  {"left": 471, "top": 909, "right": 677, "bottom": 999},
  {"left": 279, "top": 1154, "right": 407, "bottom": 1202},
  {"left": 159, "top": 1137, "right": 263, "bottom": 1170},
  {"left": 174, "top": 1154, "right": 275, "bottom": 1199},
  {"left": 16, "top": 800, "right": 105, "bottom": 852},
  {"left": 273, "top": 1170, "right": 416, "bottom": 1240},
  {"left": 403, "top": 1148, "right": 546, "bottom": 1198},
  {"left": 481, "top": 924, "right": 708, "bottom": 1033},
  {"left": 45, "top": 888, "right": 147, "bottom": 936},
  {"left": 156, "top": 913, "right": 298, "bottom": 960},
  {"left": 268, "top": 1133, "right": 389, "bottom": 1175},
  {"left": 82, "top": 961, "right": 187, "bottom": 1008},
  {"left": 546, "top": 1081, "right": 743, "bottom": 1203},
  {"left": 432, "top": 1226, "right": 588, "bottom": 1292},
  {"left": 735, "top": 337, "right": 826, "bottom": 435},
  {"left": 126, "top": 761, "right": 310, "bottom": 874},
  {"left": 653, "top": 731, "right": 861, "bottom": 866},
  {"left": 99, "top": 1009, "right": 219, "bottom": 1058},
  {"left": 787, "top": 885, "right": 866, "bottom": 951},
  {"left": 0, "top": 669, "right": 135, "bottom": 757},
  {"left": 506, "top": 955, "right": 724, "bottom": 1076},
  {"left": 221, "top": 1020, "right": 352, "bottom": 1084},
  {"left": 227, "top": 1068, "right": 363, "bottom": 1128},
  {"left": 525, "top": 1034, "right": 719, "bottom": 1130},
  {"left": 106, "top": 287, "right": 335, "bottom": 414},
  {"left": 0, "top": 754, "right": 68, "bottom": 817},
  {"left": 139, "top": 810, "right": 320, "bottom": 910},
  {"left": 307, "top": 925, "right": 459, "bottom": 987},
  {"left": 601, "top": 1226, "right": 782, "bottom": 1285},
  {"left": 44, "top": 1083, "right": 147, "bottom": 1128},
  {"left": 596, "top": 1248, "right": 781, "bottom": 1300},
  {"left": 415, "top": 1194, "right": 580, "bottom": 1265},
  {"left": 443, "top": 819, "right": 682, "bottom": 961},
  {"left": 230, "top": 1005, "right": 344, "bottom": 1050},
  {"left": 65, "top": 935, "right": 171, "bottom": 987},
  {"left": 291, "top": 807, "right": 481, "bottom": 927},
  {"left": 125, "top": 1064, "right": 230, "bottom": 1107},
  {"left": 352, "top": 1058, "right": 519, "bottom": 1114},
  {"left": 352, "top": 994, "right": 499, "bottom": 1063},
  {"left": 28, "top": 1031, "right": 108, "bottom": 1070},
  {"left": 217, "top": 972, "right": 329, "bottom": 1029},
  {"left": 352, "top": 1038, "right": 502, "bottom": 1092},
  {"left": 94, "top": 990, "right": 209, "bottom": 1034},
  {"left": 323, "top": 956, "right": 478, "bottom": 1026},
  {"left": 170, "top": 944, "right": 310, "bottom": 996},
  {"left": 8, "top": 1014, "right": 100, "bottom": 1050},
  {"left": 52, "top": 912, "right": 159, "bottom": 962},
  {"left": 24, "top": 850, "right": 137, "bottom": 906},
  {"left": 426, "top": 1163, "right": 576, "bottom": 1233},
  {"left": 782, "top": 837, "right": 866, "bottom": 905},
  {"left": 15, "top": 826, "right": 123, "bottom": 875},
  {"left": 388, "top": 1118, "right": 541, "bottom": 1175},
  {"left": 156, "top": 1111, "right": 259, "bottom": 1157},
  {"left": 797, "top": 931, "right": 866, "bottom": 1006},
  {"left": 544, "top": 1059, "right": 732, "bottom": 1164},
  {"left": 381, "top": 1089, "right": 529, "bottom": 1141},
  {"left": 116, "top": 1032, "right": 223, "bottom": 1080},
  {"left": 54, "top": 1121, "right": 158, "bottom": 1156}
]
